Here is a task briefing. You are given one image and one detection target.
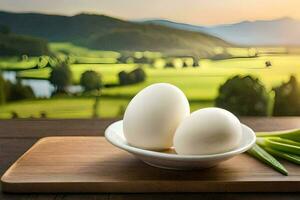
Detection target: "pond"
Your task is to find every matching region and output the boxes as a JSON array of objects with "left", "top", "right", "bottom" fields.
[{"left": 2, "top": 71, "right": 82, "bottom": 98}]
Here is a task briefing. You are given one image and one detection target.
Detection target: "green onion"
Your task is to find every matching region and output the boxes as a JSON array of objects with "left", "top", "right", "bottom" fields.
[
  {"left": 247, "top": 144, "right": 288, "bottom": 175},
  {"left": 264, "top": 137, "right": 300, "bottom": 147},
  {"left": 264, "top": 147, "right": 300, "bottom": 165},
  {"left": 256, "top": 137, "right": 300, "bottom": 155},
  {"left": 256, "top": 128, "right": 300, "bottom": 142}
]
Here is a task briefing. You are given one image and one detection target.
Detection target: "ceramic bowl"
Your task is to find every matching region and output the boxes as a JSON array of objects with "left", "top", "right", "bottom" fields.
[{"left": 105, "top": 120, "right": 256, "bottom": 170}]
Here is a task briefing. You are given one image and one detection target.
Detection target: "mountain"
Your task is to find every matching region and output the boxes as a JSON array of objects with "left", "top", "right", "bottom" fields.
[
  {"left": 144, "top": 18, "right": 300, "bottom": 46},
  {"left": 142, "top": 19, "right": 207, "bottom": 33},
  {"left": 0, "top": 11, "right": 230, "bottom": 56}
]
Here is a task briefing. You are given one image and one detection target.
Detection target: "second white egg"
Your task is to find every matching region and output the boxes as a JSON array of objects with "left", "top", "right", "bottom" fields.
[{"left": 174, "top": 108, "right": 242, "bottom": 155}]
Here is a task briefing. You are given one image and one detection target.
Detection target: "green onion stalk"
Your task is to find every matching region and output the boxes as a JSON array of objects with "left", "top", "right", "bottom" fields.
[{"left": 247, "top": 128, "right": 300, "bottom": 175}]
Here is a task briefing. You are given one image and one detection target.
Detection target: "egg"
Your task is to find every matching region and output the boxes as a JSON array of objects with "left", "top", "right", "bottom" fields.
[
  {"left": 174, "top": 108, "right": 242, "bottom": 155},
  {"left": 123, "top": 83, "right": 190, "bottom": 150}
]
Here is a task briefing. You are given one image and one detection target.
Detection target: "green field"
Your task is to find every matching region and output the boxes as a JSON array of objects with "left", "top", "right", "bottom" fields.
[
  {"left": 0, "top": 57, "right": 39, "bottom": 70},
  {"left": 1, "top": 43, "right": 300, "bottom": 119},
  {"left": 16, "top": 55, "right": 300, "bottom": 100},
  {"left": 0, "top": 97, "right": 213, "bottom": 119},
  {"left": 0, "top": 97, "right": 128, "bottom": 118}
]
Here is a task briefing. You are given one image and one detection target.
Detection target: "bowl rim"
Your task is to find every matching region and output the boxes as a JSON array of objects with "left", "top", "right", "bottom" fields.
[{"left": 105, "top": 120, "right": 256, "bottom": 161}]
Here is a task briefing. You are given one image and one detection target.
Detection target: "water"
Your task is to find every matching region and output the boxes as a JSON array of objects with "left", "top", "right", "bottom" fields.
[
  {"left": 2, "top": 71, "right": 82, "bottom": 98},
  {"left": 2, "top": 71, "right": 16, "bottom": 82},
  {"left": 21, "top": 79, "right": 55, "bottom": 97},
  {"left": 68, "top": 85, "right": 83, "bottom": 94}
]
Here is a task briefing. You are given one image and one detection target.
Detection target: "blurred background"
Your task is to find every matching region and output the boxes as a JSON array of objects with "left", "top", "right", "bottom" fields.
[{"left": 0, "top": 0, "right": 299, "bottom": 119}]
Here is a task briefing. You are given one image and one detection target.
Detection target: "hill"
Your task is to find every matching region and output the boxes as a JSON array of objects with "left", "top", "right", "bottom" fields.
[
  {"left": 142, "top": 19, "right": 207, "bottom": 33},
  {"left": 0, "top": 11, "right": 230, "bottom": 56},
  {"left": 144, "top": 18, "right": 300, "bottom": 46},
  {"left": 0, "top": 32, "right": 49, "bottom": 56}
]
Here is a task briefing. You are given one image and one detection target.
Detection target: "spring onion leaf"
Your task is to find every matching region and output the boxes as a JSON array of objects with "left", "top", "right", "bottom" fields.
[
  {"left": 256, "top": 129, "right": 300, "bottom": 142},
  {"left": 256, "top": 137, "right": 300, "bottom": 155},
  {"left": 264, "top": 147, "right": 300, "bottom": 165},
  {"left": 247, "top": 144, "right": 288, "bottom": 175},
  {"left": 264, "top": 137, "right": 300, "bottom": 147}
]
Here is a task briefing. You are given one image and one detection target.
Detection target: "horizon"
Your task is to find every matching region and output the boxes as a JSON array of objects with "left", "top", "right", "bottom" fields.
[
  {"left": 1, "top": 0, "right": 300, "bottom": 26},
  {"left": 0, "top": 9, "right": 297, "bottom": 27}
]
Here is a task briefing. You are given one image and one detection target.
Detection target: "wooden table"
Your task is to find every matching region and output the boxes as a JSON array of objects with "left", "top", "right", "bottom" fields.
[{"left": 1, "top": 117, "right": 300, "bottom": 199}]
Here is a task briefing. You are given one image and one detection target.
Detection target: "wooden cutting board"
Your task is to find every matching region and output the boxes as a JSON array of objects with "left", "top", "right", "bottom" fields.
[{"left": 1, "top": 137, "right": 300, "bottom": 193}]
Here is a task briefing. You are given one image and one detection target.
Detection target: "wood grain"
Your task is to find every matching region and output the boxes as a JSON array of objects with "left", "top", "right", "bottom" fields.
[
  {"left": 0, "top": 119, "right": 117, "bottom": 138},
  {"left": 2, "top": 136, "right": 300, "bottom": 193}
]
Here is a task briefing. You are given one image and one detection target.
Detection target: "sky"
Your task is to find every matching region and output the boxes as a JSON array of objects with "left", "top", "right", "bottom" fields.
[{"left": 1, "top": 0, "right": 300, "bottom": 25}]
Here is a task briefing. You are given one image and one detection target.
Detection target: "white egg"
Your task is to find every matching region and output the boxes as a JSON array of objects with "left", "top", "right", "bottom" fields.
[
  {"left": 123, "top": 83, "right": 190, "bottom": 150},
  {"left": 174, "top": 108, "right": 242, "bottom": 155}
]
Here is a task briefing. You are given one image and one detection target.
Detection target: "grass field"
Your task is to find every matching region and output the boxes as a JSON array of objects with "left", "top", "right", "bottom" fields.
[
  {"left": 0, "top": 43, "right": 299, "bottom": 119},
  {"left": 0, "top": 57, "right": 39, "bottom": 70},
  {"left": 15, "top": 54, "right": 300, "bottom": 100},
  {"left": 49, "top": 42, "right": 121, "bottom": 58},
  {"left": 0, "top": 97, "right": 213, "bottom": 118},
  {"left": 101, "top": 55, "right": 300, "bottom": 100},
  {"left": 0, "top": 97, "right": 128, "bottom": 118}
]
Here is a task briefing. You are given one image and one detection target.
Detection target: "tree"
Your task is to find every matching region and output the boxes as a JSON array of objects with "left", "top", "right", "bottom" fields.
[
  {"left": 133, "top": 56, "right": 149, "bottom": 64},
  {"left": 79, "top": 71, "right": 102, "bottom": 118},
  {"left": 92, "top": 95, "right": 100, "bottom": 118},
  {"left": 273, "top": 75, "right": 300, "bottom": 116},
  {"left": 49, "top": 62, "right": 72, "bottom": 94},
  {"left": 0, "top": 33, "right": 49, "bottom": 56},
  {"left": 130, "top": 67, "right": 146, "bottom": 82},
  {"left": 0, "top": 73, "right": 35, "bottom": 103},
  {"left": 215, "top": 75, "right": 269, "bottom": 116},
  {"left": 193, "top": 58, "right": 200, "bottom": 67},
  {"left": 0, "top": 73, "right": 6, "bottom": 104},
  {"left": 118, "top": 67, "right": 146, "bottom": 85},
  {"left": 165, "top": 61, "right": 174, "bottom": 68},
  {"left": 80, "top": 70, "right": 102, "bottom": 92},
  {"left": 0, "top": 25, "right": 10, "bottom": 34},
  {"left": 5, "top": 80, "right": 35, "bottom": 101},
  {"left": 118, "top": 71, "right": 128, "bottom": 85}
]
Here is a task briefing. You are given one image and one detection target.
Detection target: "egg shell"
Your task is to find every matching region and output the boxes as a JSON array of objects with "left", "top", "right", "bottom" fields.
[
  {"left": 123, "top": 83, "right": 190, "bottom": 150},
  {"left": 174, "top": 107, "right": 242, "bottom": 155}
]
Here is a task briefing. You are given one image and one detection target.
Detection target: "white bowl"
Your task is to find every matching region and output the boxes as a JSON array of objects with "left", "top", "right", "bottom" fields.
[{"left": 105, "top": 120, "right": 256, "bottom": 170}]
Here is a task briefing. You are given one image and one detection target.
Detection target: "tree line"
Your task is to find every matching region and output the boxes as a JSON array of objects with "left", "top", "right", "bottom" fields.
[
  {"left": 0, "top": 74, "right": 35, "bottom": 105},
  {"left": 49, "top": 62, "right": 147, "bottom": 95},
  {"left": 1, "top": 60, "right": 299, "bottom": 116},
  {"left": 215, "top": 75, "right": 300, "bottom": 116},
  {"left": 0, "top": 25, "right": 49, "bottom": 56}
]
